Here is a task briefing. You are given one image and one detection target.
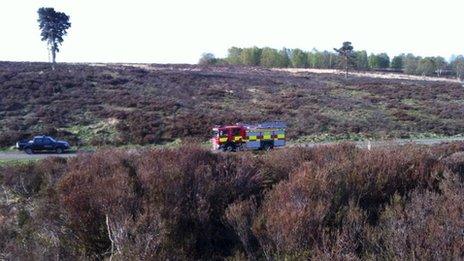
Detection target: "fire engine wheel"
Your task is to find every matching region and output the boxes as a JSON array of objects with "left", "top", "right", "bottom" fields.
[
  {"left": 224, "top": 144, "right": 236, "bottom": 152},
  {"left": 262, "top": 143, "right": 273, "bottom": 151}
]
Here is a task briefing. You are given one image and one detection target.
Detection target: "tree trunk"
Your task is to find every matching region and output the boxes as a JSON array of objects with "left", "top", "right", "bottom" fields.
[
  {"left": 51, "top": 47, "right": 56, "bottom": 70},
  {"left": 345, "top": 56, "right": 348, "bottom": 80}
]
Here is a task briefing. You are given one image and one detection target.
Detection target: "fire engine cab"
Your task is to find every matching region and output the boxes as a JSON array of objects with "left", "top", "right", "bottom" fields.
[{"left": 211, "top": 121, "right": 286, "bottom": 151}]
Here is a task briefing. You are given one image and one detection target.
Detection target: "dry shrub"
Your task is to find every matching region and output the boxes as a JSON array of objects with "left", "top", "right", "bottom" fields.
[
  {"left": 225, "top": 198, "right": 259, "bottom": 259},
  {"left": 56, "top": 146, "right": 266, "bottom": 259},
  {"left": 129, "top": 146, "right": 264, "bottom": 259},
  {"left": 255, "top": 162, "right": 334, "bottom": 258},
  {"left": 378, "top": 179, "right": 464, "bottom": 259},
  {"left": 255, "top": 143, "right": 358, "bottom": 189},
  {"left": 0, "top": 157, "right": 69, "bottom": 259},
  {"left": 252, "top": 144, "right": 450, "bottom": 258},
  {"left": 2, "top": 157, "right": 67, "bottom": 198},
  {"left": 443, "top": 151, "right": 464, "bottom": 181},
  {"left": 0, "top": 143, "right": 463, "bottom": 259},
  {"left": 58, "top": 149, "right": 138, "bottom": 258},
  {"left": 311, "top": 203, "right": 367, "bottom": 260}
]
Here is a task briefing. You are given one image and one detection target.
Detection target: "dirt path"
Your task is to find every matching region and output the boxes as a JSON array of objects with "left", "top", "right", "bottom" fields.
[{"left": 275, "top": 68, "right": 462, "bottom": 84}]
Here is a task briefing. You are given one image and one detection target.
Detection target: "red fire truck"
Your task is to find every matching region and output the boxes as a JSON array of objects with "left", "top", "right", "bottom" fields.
[{"left": 211, "top": 121, "right": 286, "bottom": 151}]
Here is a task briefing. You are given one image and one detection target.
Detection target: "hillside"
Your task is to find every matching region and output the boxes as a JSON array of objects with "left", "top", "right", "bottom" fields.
[{"left": 1, "top": 61, "right": 464, "bottom": 147}]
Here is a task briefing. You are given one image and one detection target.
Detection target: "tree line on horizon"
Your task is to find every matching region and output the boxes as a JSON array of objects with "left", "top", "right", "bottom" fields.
[
  {"left": 199, "top": 46, "right": 464, "bottom": 79},
  {"left": 32, "top": 6, "right": 464, "bottom": 80}
]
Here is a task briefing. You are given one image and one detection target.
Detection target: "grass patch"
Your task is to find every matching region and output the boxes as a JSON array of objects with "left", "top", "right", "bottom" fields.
[
  {"left": 63, "top": 118, "right": 120, "bottom": 145},
  {"left": 329, "top": 88, "right": 371, "bottom": 98},
  {"left": 0, "top": 147, "right": 16, "bottom": 152},
  {"left": 402, "top": 98, "right": 419, "bottom": 106},
  {"left": 0, "top": 158, "right": 39, "bottom": 167}
]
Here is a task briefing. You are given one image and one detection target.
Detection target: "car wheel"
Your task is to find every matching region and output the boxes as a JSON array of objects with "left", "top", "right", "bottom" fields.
[
  {"left": 25, "top": 148, "right": 33, "bottom": 155},
  {"left": 56, "top": 147, "right": 63, "bottom": 154}
]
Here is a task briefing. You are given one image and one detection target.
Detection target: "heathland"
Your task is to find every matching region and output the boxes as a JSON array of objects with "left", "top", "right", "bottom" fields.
[
  {"left": 1, "top": 62, "right": 464, "bottom": 259},
  {"left": 0, "top": 143, "right": 463, "bottom": 259},
  {"left": 1, "top": 61, "right": 464, "bottom": 148}
]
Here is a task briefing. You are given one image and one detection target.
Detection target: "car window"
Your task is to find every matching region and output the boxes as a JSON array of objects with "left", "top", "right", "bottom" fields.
[{"left": 44, "top": 138, "right": 53, "bottom": 144}]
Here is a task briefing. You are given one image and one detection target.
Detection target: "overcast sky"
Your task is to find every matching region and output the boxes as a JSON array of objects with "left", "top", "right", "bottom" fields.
[{"left": 0, "top": 0, "right": 463, "bottom": 64}]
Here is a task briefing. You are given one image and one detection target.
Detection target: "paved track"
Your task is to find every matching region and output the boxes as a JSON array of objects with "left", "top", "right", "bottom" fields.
[
  {"left": 1, "top": 137, "right": 464, "bottom": 161},
  {"left": 290, "top": 137, "right": 464, "bottom": 149},
  {"left": 0, "top": 151, "right": 80, "bottom": 160}
]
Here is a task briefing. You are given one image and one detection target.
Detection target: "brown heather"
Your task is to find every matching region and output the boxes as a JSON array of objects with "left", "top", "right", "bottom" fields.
[
  {"left": 0, "top": 143, "right": 464, "bottom": 259},
  {"left": 2, "top": 62, "right": 464, "bottom": 147}
]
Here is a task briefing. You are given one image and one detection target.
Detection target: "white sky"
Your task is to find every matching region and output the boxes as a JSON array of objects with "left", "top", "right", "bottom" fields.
[{"left": 0, "top": 0, "right": 463, "bottom": 64}]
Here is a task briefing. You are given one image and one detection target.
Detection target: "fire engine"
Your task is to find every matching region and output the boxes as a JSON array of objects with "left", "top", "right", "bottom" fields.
[{"left": 211, "top": 121, "right": 286, "bottom": 151}]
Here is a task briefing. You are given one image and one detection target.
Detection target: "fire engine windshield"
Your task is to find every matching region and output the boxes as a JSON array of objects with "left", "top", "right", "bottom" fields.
[{"left": 212, "top": 130, "right": 219, "bottom": 137}]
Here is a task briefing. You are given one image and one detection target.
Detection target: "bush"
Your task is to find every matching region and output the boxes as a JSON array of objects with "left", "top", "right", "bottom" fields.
[
  {"left": 0, "top": 144, "right": 463, "bottom": 259},
  {"left": 378, "top": 180, "right": 464, "bottom": 259},
  {"left": 248, "top": 144, "right": 454, "bottom": 259}
]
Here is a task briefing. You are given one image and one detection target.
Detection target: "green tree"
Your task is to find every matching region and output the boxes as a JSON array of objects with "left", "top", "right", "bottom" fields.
[
  {"left": 417, "top": 57, "right": 436, "bottom": 76},
  {"left": 377, "top": 53, "right": 390, "bottom": 68},
  {"left": 227, "top": 47, "right": 243, "bottom": 64},
  {"left": 37, "top": 7, "right": 71, "bottom": 68},
  {"left": 308, "top": 49, "right": 323, "bottom": 68},
  {"left": 322, "top": 51, "right": 336, "bottom": 69},
  {"left": 368, "top": 53, "right": 378, "bottom": 69},
  {"left": 307, "top": 50, "right": 316, "bottom": 68},
  {"left": 260, "top": 47, "right": 281, "bottom": 68},
  {"left": 290, "top": 49, "right": 307, "bottom": 68},
  {"left": 198, "top": 53, "right": 217, "bottom": 65},
  {"left": 391, "top": 54, "right": 404, "bottom": 70},
  {"left": 369, "top": 53, "right": 390, "bottom": 69},
  {"left": 334, "top": 42, "right": 355, "bottom": 78},
  {"left": 403, "top": 54, "right": 420, "bottom": 75},
  {"left": 279, "top": 48, "right": 291, "bottom": 68},
  {"left": 310, "top": 50, "right": 336, "bottom": 69},
  {"left": 240, "top": 47, "right": 261, "bottom": 66},
  {"left": 433, "top": 56, "right": 447, "bottom": 76},
  {"left": 451, "top": 55, "right": 464, "bottom": 80},
  {"left": 354, "top": 50, "right": 369, "bottom": 70}
]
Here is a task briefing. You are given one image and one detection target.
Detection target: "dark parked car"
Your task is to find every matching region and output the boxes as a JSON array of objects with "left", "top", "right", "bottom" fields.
[{"left": 16, "top": 135, "right": 70, "bottom": 154}]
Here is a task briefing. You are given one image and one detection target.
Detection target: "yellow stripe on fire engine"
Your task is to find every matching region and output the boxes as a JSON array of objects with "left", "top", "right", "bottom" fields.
[
  {"left": 263, "top": 132, "right": 271, "bottom": 140},
  {"left": 219, "top": 137, "right": 228, "bottom": 143},
  {"left": 234, "top": 136, "right": 242, "bottom": 141}
]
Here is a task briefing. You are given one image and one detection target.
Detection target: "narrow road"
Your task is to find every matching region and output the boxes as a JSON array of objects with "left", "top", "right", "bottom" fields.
[
  {"left": 290, "top": 137, "right": 464, "bottom": 149},
  {"left": 1, "top": 137, "right": 463, "bottom": 161},
  {"left": 0, "top": 151, "right": 79, "bottom": 160}
]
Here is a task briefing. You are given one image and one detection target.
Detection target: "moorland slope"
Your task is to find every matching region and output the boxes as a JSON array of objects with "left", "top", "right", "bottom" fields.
[{"left": 1, "top": 62, "right": 463, "bottom": 147}]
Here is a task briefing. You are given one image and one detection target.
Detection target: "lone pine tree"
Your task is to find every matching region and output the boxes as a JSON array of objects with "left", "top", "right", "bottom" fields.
[{"left": 37, "top": 7, "right": 71, "bottom": 68}]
